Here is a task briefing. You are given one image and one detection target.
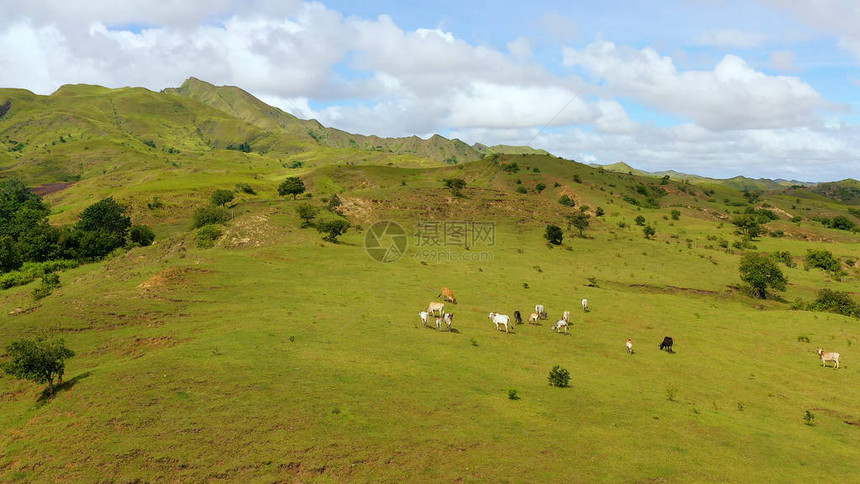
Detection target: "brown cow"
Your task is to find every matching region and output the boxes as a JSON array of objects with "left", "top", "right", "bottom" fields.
[{"left": 439, "top": 287, "right": 457, "bottom": 304}]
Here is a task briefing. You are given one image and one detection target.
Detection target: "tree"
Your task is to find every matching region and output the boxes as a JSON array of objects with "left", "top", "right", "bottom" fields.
[
  {"left": 558, "top": 194, "right": 576, "bottom": 207},
  {"left": 643, "top": 225, "right": 656, "bottom": 239},
  {"left": 211, "top": 189, "right": 235, "bottom": 207},
  {"left": 75, "top": 197, "right": 131, "bottom": 238},
  {"left": 548, "top": 365, "right": 570, "bottom": 387},
  {"left": 443, "top": 178, "right": 467, "bottom": 197},
  {"left": 0, "top": 178, "right": 51, "bottom": 240},
  {"left": 595, "top": 207, "right": 605, "bottom": 217},
  {"left": 295, "top": 203, "right": 319, "bottom": 227},
  {"left": 316, "top": 217, "right": 351, "bottom": 242},
  {"left": 831, "top": 215, "right": 855, "bottom": 231},
  {"left": 544, "top": 224, "right": 563, "bottom": 245},
  {"left": 278, "top": 177, "right": 306, "bottom": 199},
  {"left": 634, "top": 215, "right": 646, "bottom": 226},
  {"left": 804, "top": 249, "right": 840, "bottom": 273},
  {"left": 739, "top": 252, "right": 787, "bottom": 299},
  {"left": 670, "top": 209, "right": 681, "bottom": 220},
  {"left": 536, "top": 183, "right": 547, "bottom": 193},
  {"left": 0, "top": 235, "right": 22, "bottom": 273},
  {"left": 1, "top": 337, "right": 75, "bottom": 395},
  {"left": 732, "top": 213, "right": 762, "bottom": 239},
  {"left": 567, "top": 213, "right": 590, "bottom": 237}
]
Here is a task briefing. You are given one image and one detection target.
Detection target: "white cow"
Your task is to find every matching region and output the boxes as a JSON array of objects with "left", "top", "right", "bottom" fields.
[
  {"left": 419, "top": 311, "right": 429, "bottom": 327},
  {"left": 535, "top": 304, "right": 547, "bottom": 320},
  {"left": 817, "top": 348, "right": 840, "bottom": 369},
  {"left": 488, "top": 312, "right": 511, "bottom": 333},
  {"left": 437, "top": 312, "right": 454, "bottom": 331},
  {"left": 562, "top": 311, "right": 571, "bottom": 322},
  {"left": 626, "top": 339, "right": 633, "bottom": 354},
  {"left": 551, "top": 319, "right": 568, "bottom": 334},
  {"left": 581, "top": 299, "right": 589, "bottom": 312},
  {"left": 428, "top": 301, "right": 445, "bottom": 317}
]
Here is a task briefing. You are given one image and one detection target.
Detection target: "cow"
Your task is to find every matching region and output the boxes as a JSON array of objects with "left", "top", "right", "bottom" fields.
[
  {"left": 437, "top": 312, "right": 454, "bottom": 331},
  {"left": 626, "top": 339, "right": 633, "bottom": 354},
  {"left": 535, "top": 304, "right": 547, "bottom": 320},
  {"left": 581, "top": 299, "right": 589, "bottom": 312},
  {"left": 551, "top": 319, "right": 569, "bottom": 334},
  {"left": 562, "top": 311, "right": 570, "bottom": 323},
  {"left": 419, "top": 311, "right": 429, "bottom": 327},
  {"left": 439, "top": 287, "right": 457, "bottom": 304},
  {"left": 488, "top": 312, "right": 511, "bottom": 333},
  {"left": 527, "top": 312, "right": 540, "bottom": 325},
  {"left": 513, "top": 310, "right": 523, "bottom": 324},
  {"left": 817, "top": 348, "right": 840, "bottom": 369},
  {"left": 659, "top": 336, "right": 674, "bottom": 352},
  {"left": 428, "top": 301, "right": 445, "bottom": 317}
]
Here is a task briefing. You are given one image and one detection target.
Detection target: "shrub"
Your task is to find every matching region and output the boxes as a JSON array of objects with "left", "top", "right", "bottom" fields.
[
  {"left": 516, "top": 185, "right": 527, "bottom": 194},
  {"left": 211, "top": 189, "right": 235, "bottom": 207},
  {"left": 2, "top": 337, "right": 75, "bottom": 395},
  {"left": 739, "top": 252, "right": 787, "bottom": 299},
  {"left": 443, "top": 178, "right": 467, "bottom": 197},
  {"left": 643, "top": 225, "right": 656, "bottom": 239},
  {"left": 196, "top": 225, "right": 222, "bottom": 248},
  {"left": 278, "top": 177, "right": 306, "bottom": 199},
  {"left": 129, "top": 225, "right": 155, "bottom": 247},
  {"left": 536, "top": 183, "right": 547, "bottom": 193},
  {"left": 544, "top": 224, "right": 563, "bottom": 245},
  {"left": 558, "top": 194, "right": 576, "bottom": 207},
  {"left": 804, "top": 410, "right": 815, "bottom": 426},
  {"left": 634, "top": 215, "right": 646, "bottom": 226},
  {"left": 192, "top": 206, "right": 231, "bottom": 229},
  {"left": 831, "top": 215, "right": 855, "bottom": 231},
  {"left": 804, "top": 249, "right": 840, "bottom": 273},
  {"left": 548, "top": 365, "right": 570, "bottom": 388},
  {"left": 296, "top": 203, "right": 319, "bottom": 227},
  {"left": 670, "top": 209, "right": 680, "bottom": 220},
  {"left": 770, "top": 250, "right": 795, "bottom": 267},
  {"left": 235, "top": 182, "right": 256, "bottom": 194},
  {"left": 809, "top": 289, "right": 860, "bottom": 318},
  {"left": 507, "top": 389, "right": 519, "bottom": 400},
  {"left": 573, "top": 174, "right": 582, "bottom": 183},
  {"left": 595, "top": 207, "right": 604, "bottom": 217},
  {"left": 316, "top": 217, "right": 351, "bottom": 243}
]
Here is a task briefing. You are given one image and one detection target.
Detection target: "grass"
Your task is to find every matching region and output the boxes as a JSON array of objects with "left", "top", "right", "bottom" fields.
[{"left": 0, "top": 82, "right": 859, "bottom": 481}]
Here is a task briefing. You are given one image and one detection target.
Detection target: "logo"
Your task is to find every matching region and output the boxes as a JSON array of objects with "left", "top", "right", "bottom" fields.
[{"left": 364, "top": 220, "right": 408, "bottom": 263}]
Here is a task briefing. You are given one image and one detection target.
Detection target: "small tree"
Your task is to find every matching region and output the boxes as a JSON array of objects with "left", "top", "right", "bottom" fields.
[
  {"left": 558, "top": 194, "right": 576, "bottom": 207},
  {"left": 567, "top": 213, "right": 591, "bottom": 237},
  {"left": 443, "top": 178, "right": 467, "bottom": 197},
  {"left": 2, "top": 337, "right": 75, "bottom": 395},
  {"left": 544, "top": 224, "right": 563, "bottom": 245},
  {"left": 804, "top": 249, "right": 840, "bottom": 273},
  {"left": 739, "top": 252, "right": 787, "bottom": 299},
  {"left": 296, "top": 203, "right": 319, "bottom": 227},
  {"left": 548, "top": 365, "right": 570, "bottom": 387},
  {"left": 278, "top": 177, "right": 306, "bottom": 199},
  {"left": 211, "top": 189, "right": 235, "bottom": 207},
  {"left": 129, "top": 225, "right": 155, "bottom": 246},
  {"left": 670, "top": 209, "right": 681, "bottom": 220},
  {"left": 516, "top": 185, "right": 528, "bottom": 194},
  {"left": 316, "top": 218, "right": 351, "bottom": 243},
  {"left": 643, "top": 225, "right": 656, "bottom": 239},
  {"left": 192, "top": 206, "right": 231, "bottom": 229},
  {"left": 536, "top": 183, "right": 547, "bottom": 193},
  {"left": 595, "top": 207, "right": 605, "bottom": 217},
  {"left": 634, "top": 215, "right": 646, "bottom": 226},
  {"left": 732, "top": 213, "right": 762, "bottom": 239}
]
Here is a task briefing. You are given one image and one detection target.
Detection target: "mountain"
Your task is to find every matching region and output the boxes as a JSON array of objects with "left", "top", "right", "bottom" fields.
[{"left": 593, "top": 161, "right": 817, "bottom": 191}]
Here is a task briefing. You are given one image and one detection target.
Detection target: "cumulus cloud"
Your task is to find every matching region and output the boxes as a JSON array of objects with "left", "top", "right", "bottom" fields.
[
  {"left": 696, "top": 29, "right": 769, "bottom": 48},
  {"left": 762, "top": 0, "right": 860, "bottom": 62},
  {"left": 563, "top": 40, "right": 828, "bottom": 130}
]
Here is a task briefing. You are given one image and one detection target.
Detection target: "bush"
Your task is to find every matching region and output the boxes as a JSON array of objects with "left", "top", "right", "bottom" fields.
[
  {"left": 516, "top": 185, "right": 527, "bottom": 194},
  {"left": 634, "top": 215, "right": 646, "bottom": 226},
  {"left": 0, "top": 260, "right": 77, "bottom": 289},
  {"left": 196, "top": 225, "right": 222, "bottom": 248},
  {"left": 76, "top": 197, "right": 131, "bottom": 240},
  {"left": 809, "top": 289, "right": 860, "bottom": 318},
  {"left": 770, "top": 250, "right": 795, "bottom": 267},
  {"left": 192, "top": 206, "right": 231, "bottom": 229},
  {"left": 507, "top": 389, "right": 519, "bottom": 400},
  {"left": 129, "top": 225, "right": 155, "bottom": 247},
  {"left": 544, "top": 224, "right": 563, "bottom": 245},
  {"left": 296, "top": 203, "right": 319, "bottom": 227},
  {"left": 595, "top": 207, "right": 604, "bottom": 217},
  {"left": 643, "top": 225, "right": 656, "bottom": 239},
  {"left": 670, "top": 209, "right": 680, "bottom": 220},
  {"left": 548, "top": 365, "right": 570, "bottom": 387},
  {"left": 804, "top": 249, "right": 840, "bottom": 273},
  {"left": 831, "top": 215, "right": 855, "bottom": 231},
  {"left": 278, "top": 177, "right": 306, "bottom": 199},
  {"left": 443, "top": 178, "right": 467, "bottom": 197},
  {"left": 558, "top": 194, "right": 576, "bottom": 207},
  {"left": 1, "top": 337, "right": 74, "bottom": 395},
  {"left": 316, "top": 217, "right": 351, "bottom": 243},
  {"left": 536, "top": 183, "right": 547, "bottom": 193},
  {"left": 32, "top": 273, "right": 59, "bottom": 300},
  {"left": 235, "top": 183, "right": 256, "bottom": 195},
  {"left": 211, "top": 189, "right": 235, "bottom": 207},
  {"left": 739, "top": 252, "right": 787, "bottom": 299}
]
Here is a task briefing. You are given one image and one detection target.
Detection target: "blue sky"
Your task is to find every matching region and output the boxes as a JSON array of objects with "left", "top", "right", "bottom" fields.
[{"left": 0, "top": 0, "right": 858, "bottom": 181}]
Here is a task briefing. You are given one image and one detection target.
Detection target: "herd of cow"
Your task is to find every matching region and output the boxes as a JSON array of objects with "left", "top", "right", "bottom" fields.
[
  {"left": 417, "top": 287, "right": 843, "bottom": 368},
  {"left": 417, "top": 287, "right": 681, "bottom": 355}
]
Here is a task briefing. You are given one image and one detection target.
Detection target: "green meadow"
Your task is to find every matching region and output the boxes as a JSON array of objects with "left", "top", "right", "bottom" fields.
[{"left": 1, "top": 82, "right": 859, "bottom": 482}]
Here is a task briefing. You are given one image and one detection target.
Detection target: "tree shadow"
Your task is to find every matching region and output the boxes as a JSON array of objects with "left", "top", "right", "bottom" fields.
[{"left": 36, "top": 371, "right": 92, "bottom": 405}]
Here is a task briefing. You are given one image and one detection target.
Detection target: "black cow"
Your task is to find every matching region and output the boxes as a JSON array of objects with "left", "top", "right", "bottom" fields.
[
  {"left": 513, "top": 311, "right": 523, "bottom": 324},
  {"left": 659, "top": 336, "right": 674, "bottom": 352}
]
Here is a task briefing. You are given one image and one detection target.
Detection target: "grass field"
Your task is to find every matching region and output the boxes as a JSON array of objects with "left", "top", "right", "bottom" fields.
[{"left": 1, "top": 83, "right": 859, "bottom": 482}]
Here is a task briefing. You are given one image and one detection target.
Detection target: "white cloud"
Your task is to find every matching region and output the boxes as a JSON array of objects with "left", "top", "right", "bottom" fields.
[
  {"left": 563, "top": 40, "right": 828, "bottom": 130},
  {"left": 769, "top": 49, "right": 798, "bottom": 71},
  {"left": 696, "top": 29, "right": 768, "bottom": 48},
  {"left": 761, "top": 0, "right": 860, "bottom": 62}
]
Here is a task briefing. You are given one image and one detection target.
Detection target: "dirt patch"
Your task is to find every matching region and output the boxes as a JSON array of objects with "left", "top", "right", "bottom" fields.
[
  {"left": 30, "top": 182, "right": 76, "bottom": 196},
  {"left": 138, "top": 267, "right": 209, "bottom": 289},
  {"left": 219, "top": 212, "right": 279, "bottom": 248},
  {"left": 622, "top": 282, "right": 725, "bottom": 296}
]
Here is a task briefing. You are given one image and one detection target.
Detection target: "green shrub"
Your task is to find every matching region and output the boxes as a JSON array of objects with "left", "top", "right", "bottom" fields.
[
  {"left": 235, "top": 183, "right": 256, "bottom": 194},
  {"left": 544, "top": 224, "right": 563, "bottom": 245},
  {"left": 516, "top": 185, "right": 527, "bottom": 194},
  {"left": 804, "top": 249, "right": 840, "bottom": 273},
  {"left": 536, "top": 183, "right": 547, "bottom": 193},
  {"left": 507, "top": 389, "right": 519, "bottom": 400},
  {"left": 192, "top": 206, "right": 231, "bottom": 229},
  {"left": 316, "top": 217, "right": 351, "bottom": 243},
  {"left": 558, "top": 195, "right": 575, "bottom": 207},
  {"left": 634, "top": 215, "right": 646, "bottom": 226},
  {"left": 809, "top": 289, "right": 860, "bottom": 318},
  {"left": 643, "top": 225, "right": 656, "bottom": 239},
  {"left": 196, "top": 225, "right": 222, "bottom": 249},
  {"left": 129, "top": 225, "right": 155, "bottom": 247},
  {"left": 670, "top": 209, "right": 680, "bottom": 220},
  {"left": 739, "top": 252, "right": 787, "bottom": 299},
  {"left": 548, "top": 365, "right": 570, "bottom": 388},
  {"left": 211, "top": 189, "right": 235, "bottom": 207}
]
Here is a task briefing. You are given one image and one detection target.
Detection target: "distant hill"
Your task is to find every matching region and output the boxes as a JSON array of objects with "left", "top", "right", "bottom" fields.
[
  {"left": 809, "top": 179, "right": 860, "bottom": 204},
  {"left": 473, "top": 143, "right": 551, "bottom": 156},
  {"left": 164, "top": 78, "right": 482, "bottom": 164}
]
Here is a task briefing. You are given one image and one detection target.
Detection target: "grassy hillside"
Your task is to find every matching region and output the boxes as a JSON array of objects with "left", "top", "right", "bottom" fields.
[{"left": 1, "top": 82, "right": 860, "bottom": 482}]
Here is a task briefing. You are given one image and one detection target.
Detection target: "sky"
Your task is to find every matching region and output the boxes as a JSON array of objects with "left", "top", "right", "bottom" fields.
[{"left": 1, "top": 0, "right": 859, "bottom": 182}]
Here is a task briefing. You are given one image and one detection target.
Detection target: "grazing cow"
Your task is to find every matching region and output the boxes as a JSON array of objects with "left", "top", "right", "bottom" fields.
[
  {"left": 659, "top": 336, "right": 674, "bottom": 352},
  {"left": 513, "top": 311, "right": 523, "bottom": 324},
  {"left": 419, "top": 311, "right": 429, "bottom": 327},
  {"left": 437, "top": 312, "right": 454, "bottom": 331},
  {"left": 439, "top": 287, "right": 457, "bottom": 304},
  {"left": 527, "top": 312, "right": 540, "bottom": 324},
  {"left": 551, "top": 319, "right": 569, "bottom": 334},
  {"left": 562, "top": 311, "right": 571, "bottom": 323},
  {"left": 535, "top": 304, "right": 547, "bottom": 320},
  {"left": 428, "top": 301, "right": 445, "bottom": 317},
  {"left": 817, "top": 348, "right": 840, "bottom": 369},
  {"left": 581, "top": 299, "right": 589, "bottom": 312},
  {"left": 488, "top": 312, "right": 511, "bottom": 333},
  {"left": 626, "top": 339, "right": 633, "bottom": 354}
]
